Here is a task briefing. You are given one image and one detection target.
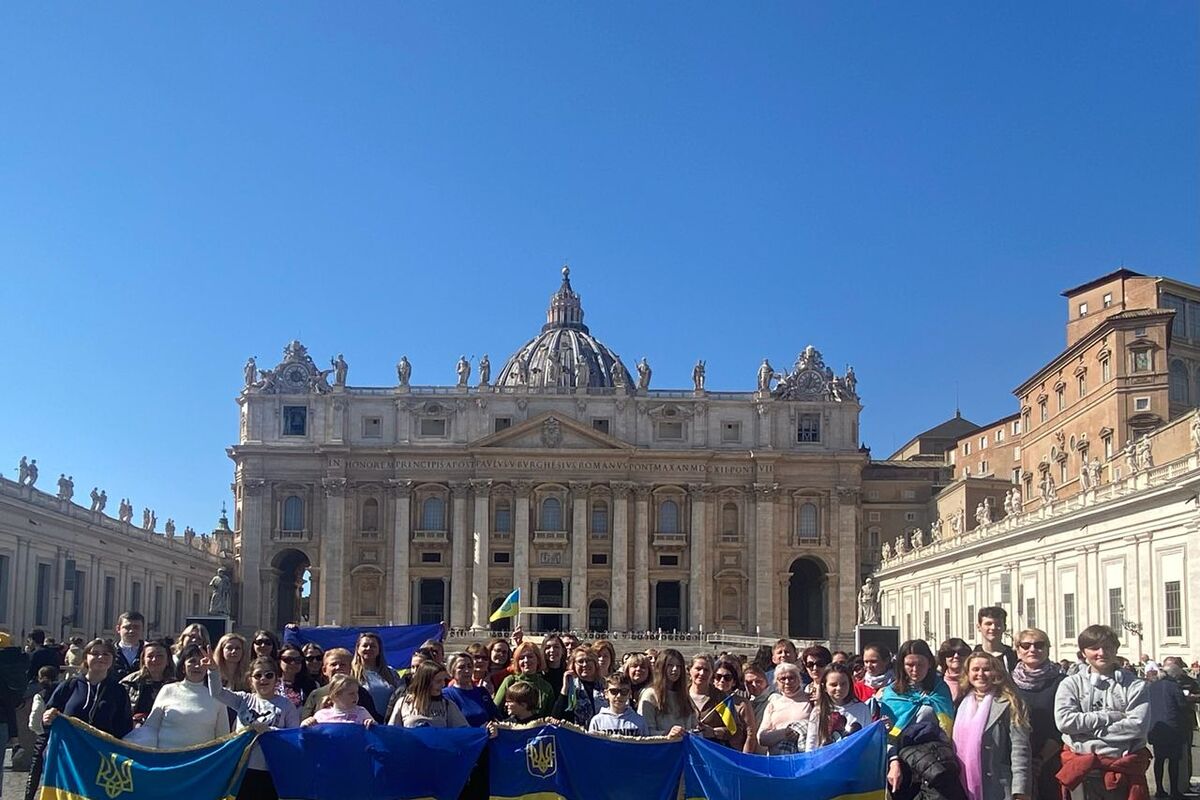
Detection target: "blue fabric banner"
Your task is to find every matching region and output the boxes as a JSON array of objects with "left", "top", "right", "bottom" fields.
[
  {"left": 283, "top": 623, "right": 443, "bottom": 669},
  {"left": 37, "top": 715, "right": 255, "bottom": 800},
  {"left": 258, "top": 723, "right": 488, "bottom": 800},
  {"left": 488, "top": 723, "right": 685, "bottom": 800},
  {"left": 683, "top": 720, "right": 887, "bottom": 800}
]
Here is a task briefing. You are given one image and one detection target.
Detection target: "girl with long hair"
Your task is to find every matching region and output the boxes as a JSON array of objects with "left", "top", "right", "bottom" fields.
[
  {"left": 552, "top": 647, "right": 606, "bottom": 728},
  {"left": 591, "top": 640, "right": 617, "bottom": 676},
  {"left": 635, "top": 647, "right": 694, "bottom": 738},
  {"left": 120, "top": 640, "right": 176, "bottom": 722},
  {"left": 277, "top": 644, "right": 318, "bottom": 707},
  {"left": 880, "top": 639, "right": 962, "bottom": 800},
  {"left": 622, "top": 652, "right": 652, "bottom": 705},
  {"left": 389, "top": 661, "right": 468, "bottom": 728},
  {"left": 541, "top": 635, "right": 567, "bottom": 694},
  {"left": 953, "top": 652, "right": 1030, "bottom": 800},
  {"left": 213, "top": 633, "right": 249, "bottom": 690},
  {"left": 806, "top": 663, "right": 872, "bottom": 752},
  {"left": 351, "top": 631, "right": 400, "bottom": 720},
  {"left": 250, "top": 630, "right": 281, "bottom": 661}
]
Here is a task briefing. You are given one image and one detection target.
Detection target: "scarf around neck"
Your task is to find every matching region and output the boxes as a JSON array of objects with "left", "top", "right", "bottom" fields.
[
  {"left": 1011, "top": 660, "right": 1059, "bottom": 691},
  {"left": 952, "top": 692, "right": 993, "bottom": 800},
  {"left": 862, "top": 669, "right": 895, "bottom": 691}
]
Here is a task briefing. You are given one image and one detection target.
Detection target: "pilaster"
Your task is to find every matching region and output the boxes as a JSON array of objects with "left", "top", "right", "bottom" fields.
[
  {"left": 753, "top": 482, "right": 778, "bottom": 634},
  {"left": 389, "top": 480, "right": 413, "bottom": 623},
  {"left": 239, "top": 479, "right": 267, "bottom": 629},
  {"left": 569, "top": 482, "right": 590, "bottom": 629},
  {"left": 449, "top": 482, "right": 469, "bottom": 628},
  {"left": 319, "top": 478, "right": 347, "bottom": 625},
  {"left": 610, "top": 482, "right": 632, "bottom": 631},
  {"left": 633, "top": 486, "right": 651, "bottom": 630},
  {"left": 513, "top": 482, "right": 532, "bottom": 609},
  {"left": 470, "top": 479, "right": 492, "bottom": 631},
  {"left": 687, "top": 484, "right": 709, "bottom": 631}
]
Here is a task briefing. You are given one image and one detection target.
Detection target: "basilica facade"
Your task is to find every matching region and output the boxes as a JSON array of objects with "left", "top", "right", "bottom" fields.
[{"left": 229, "top": 269, "right": 867, "bottom": 645}]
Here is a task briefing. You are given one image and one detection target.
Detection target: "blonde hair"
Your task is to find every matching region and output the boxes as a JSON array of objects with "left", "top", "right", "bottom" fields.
[
  {"left": 174, "top": 624, "right": 210, "bottom": 654},
  {"left": 511, "top": 641, "right": 545, "bottom": 675},
  {"left": 351, "top": 632, "right": 399, "bottom": 687},
  {"left": 322, "top": 673, "right": 361, "bottom": 708},
  {"left": 213, "top": 633, "right": 248, "bottom": 690},
  {"left": 961, "top": 652, "right": 1030, "bottom": 730}
]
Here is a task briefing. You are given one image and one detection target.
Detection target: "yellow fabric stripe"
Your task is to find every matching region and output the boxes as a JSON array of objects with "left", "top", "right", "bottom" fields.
[{"left": 490, "top": 794, "right": 566, "bottom": 800}]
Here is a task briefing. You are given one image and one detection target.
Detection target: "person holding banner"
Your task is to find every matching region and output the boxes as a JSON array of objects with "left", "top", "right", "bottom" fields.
[
  {"left": 589, "top": 673, "right": 649, "bottom": 736},
  {"left": 494, "top": 642, "right": 555, "bottom": 720},
  {"left": 692, "top": 654, "right": 756, "bottom": 754},
  {"left": 120, "top": 640, "right": 175, "bottom": 723},
  {"left": 880, "top": 639, "right": 963, "bottom": 800},
  {"left": 806, "top": 663, "right": 873, "bottom": 752},
  {"left": 445, "top": 652, "right": 501, "bottom": 727},
  {"left": 637, "top": 648, "right": 695, "bottom": 738},
  {"left": 125, "top": 644, "right": 229, "bottom": 749},
  {"left": 389, "top": 661, "right": 469, "bottom": 728},
  {"left": 352, "top": 632, "right": 401, "bottom": 721},
  {"left": 300, "top": 648, "right": 379, "bottom": 722}
]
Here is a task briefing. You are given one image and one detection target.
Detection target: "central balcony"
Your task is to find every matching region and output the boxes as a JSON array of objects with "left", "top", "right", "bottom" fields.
[{"left": 533, "top": 529, "right": 569, "bottom": 546}]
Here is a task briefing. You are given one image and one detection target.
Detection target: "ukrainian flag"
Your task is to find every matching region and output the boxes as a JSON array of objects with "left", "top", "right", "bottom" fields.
[
  {"left": 37, "top": 715, "right": 256, "bottom": 800},
  {"left": 683, "top": 720, "right": 887, "bottom": 800},
  {"left": 490, "top": 587, "right": 520, "bottom": 622},
  {"left": 712, "top": 694, "right": 738, "bottom": 736}
]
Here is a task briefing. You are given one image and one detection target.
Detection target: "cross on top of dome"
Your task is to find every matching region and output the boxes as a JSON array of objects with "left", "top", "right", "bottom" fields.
[{"left": 545, "top": 264, "right": 588, "bottom": 333}]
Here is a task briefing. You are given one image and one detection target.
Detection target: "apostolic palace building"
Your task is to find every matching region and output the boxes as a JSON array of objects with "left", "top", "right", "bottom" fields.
[{"left": 229, "top": 268, "right": 868, "bottom": 645}]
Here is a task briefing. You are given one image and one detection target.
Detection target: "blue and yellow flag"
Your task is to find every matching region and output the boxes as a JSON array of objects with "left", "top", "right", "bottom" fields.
[
  {"left": 683, "top": 720, "right": 887, "bottom": 800},
  {"left": 489, "top": 723, "right": 684, "bottom": 800},
  {"left": 259, "top": 723, "right": 487, "bottom": 800},
  {"left": 38, "top": 715, "right": 256, "bottom": 800},
  {"left": 712, "top": 694, "right": 738, "bottom": 736},
  {"left": 490, "top": 588, "right": 520, "bottom": 623}
]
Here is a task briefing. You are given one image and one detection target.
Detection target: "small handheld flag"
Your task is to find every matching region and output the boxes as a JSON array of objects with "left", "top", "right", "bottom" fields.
[
  {"left": 489, "top": 588, "right": 519, "bottom": 622},
  {"left": 713, "top": 694, "right": 739, "bottom": 736}
]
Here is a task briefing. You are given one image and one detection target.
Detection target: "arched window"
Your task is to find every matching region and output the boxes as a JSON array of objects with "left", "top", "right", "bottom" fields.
[
  {"left": 493, "top": 499, "right": 512, "bottom": 534},
  {"left": 721, "top": 502, "right": 738, "bottom": 540},
  {"left": 798, "top": 503, "right": 818, "bottom": 540},
  {"left": 1170, "top": 360, "right": 1190, "bottom": 404},
  {"left": 360, "top": 498, "right": 379, "bottom": 531},
  {"left": 590, "top": 501, "right": 608, "bottom": 536},
  {"left": 588, "top": 599, "right": 609, "bottom": 632},
  {"left": 541, "top": 497, "right": 562, "bottom": 531},
  {"left": 421, "top": 497, "right": 446, "bottom": 531},
  {"left": 282, "top": 496, "right": 304, "bottom": 532},
  {"left": 659, "top": 500, "right": 679, "bottom": 533}
]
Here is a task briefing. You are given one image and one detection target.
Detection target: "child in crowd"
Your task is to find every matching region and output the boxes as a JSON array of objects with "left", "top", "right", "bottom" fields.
[
  {"left": 311, "top": 674, "right": 375, "bottom": 726},
  {"left": 806, "top": 663, "right": 872, "bottom": 752},
  {"left": 503, "top": 681, "right": 539, "bottom": 724},
  {"left": 589, "top": 675, "right": 649, "bottom": 737},
  {"left": 28, "top": 666, "right": 60, "bottom": 736}
]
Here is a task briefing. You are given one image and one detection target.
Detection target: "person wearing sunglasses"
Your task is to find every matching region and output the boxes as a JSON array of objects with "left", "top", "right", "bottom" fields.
[
  {"left": 937, "top": 638, "right": 973, "bottom": 703},
  {"left": 300, "top": 643, "right": 325, "bottom": 685},
  {"left": 206, "top": 651, "right": 300, "bottom": 800},
  {"left": 1010, "top": 628, "right": 1065, "bottom": 800},
  {"left": 251, "top": 630, "right": 281, "bottom": 662},
  {"left": 277, "top": 645, "right": 318, "bottom": 708},
  {"left": 711, "top": 656, "right": 758, "bottom": 754},
  {"left": 589, "top": 674, "right": 648, "bottom": 737},
  {"left": 800, "top": 646, "right": 833, "bottom": 699}
]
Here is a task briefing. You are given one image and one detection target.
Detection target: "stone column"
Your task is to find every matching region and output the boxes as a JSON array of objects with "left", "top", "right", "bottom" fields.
[
  {"left": 753, "top": 483, "right": 777, "bottom": 634},
  {"left": 746, "top": 488, "right": 758, "bottom": 631},
  {"left": 470, "top": 479, "right": 492, "bottom": 631},
  {"left": 450, "top": 483, "right": 469, "bottom": 628},
  {"left": 834, "top": 487, "right": 859, "bottom": 648},
  {"left": 320, "top": 478, "right": 347, "bottom": 625},
  {"left": 687, "top": 484, "right": 709, "bottom": 631},
  {"left": 569, "top": 482, "right": 590, "bottom": 628},
  {"left": 610, "top": 482, "right": 632, "bottom": 632},
  {"left": 238, "top": 479, "right": 267, "bottom": 629},
  {"left": 633, "top": 487, "right": 651, "bottom": 630},
  {"left": 389, "top": 480, "right": 413, "bottom": 623},
  {"left": 513, "top": 482, "right": 532, "bottom": 610}
]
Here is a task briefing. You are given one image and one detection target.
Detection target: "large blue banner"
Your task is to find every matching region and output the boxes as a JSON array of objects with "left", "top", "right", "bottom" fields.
[
  {"left": 258, "top": 724, "right": 487, "bottom": 800},
  {"left": 488, "top": 723, "right": 685, "bottom": 800},
  {"left": 283, "top": 623, "right": 443, "bottom": 669},
  {"left": 38, "top": 715, "right": 255, "bottom": 800},
  {"left": 683, "top": 721, "right": 887, "bottom": 800}
]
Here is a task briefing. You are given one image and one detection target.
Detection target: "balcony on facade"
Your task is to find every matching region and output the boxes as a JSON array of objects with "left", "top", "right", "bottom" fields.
[
  {"left": 533, "top": 529, "right": 569, "bottom": 545},
  {"left": 652, "top": 530, "right": 688, "bottom": 548},
  {"left": 272, "top": 527, "right": 311, "bottom": 542},
  {"left": 413, "top": 528, "right": 448, "bottom": 543}
]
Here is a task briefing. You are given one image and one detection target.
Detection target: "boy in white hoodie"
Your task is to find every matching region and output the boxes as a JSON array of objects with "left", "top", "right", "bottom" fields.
[{"left": 589, "top": 675, "right": 649, "bottom": 737}]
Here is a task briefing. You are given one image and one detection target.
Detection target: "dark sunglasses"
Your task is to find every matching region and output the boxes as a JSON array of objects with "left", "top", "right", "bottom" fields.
[
  {"left": 607, "top": 688, "right": 629, "bottom": 696},
  {"left": 713, "top": 672, "right": 735, "bottom": 681},
  {"left": 281, "top": 656, "right": 304, "bottom": 665},
  {"left": 252, "top": 671, "right": 276, "bottom": 680},
  {"left": 1017, "top": 641, "right": 1048, "bottom": 650},
  {"left": 805, "top": 660, "right": 829, "bottom": 669},
  {"left": 304, "top": 655, "right": 323, "bottom": 662},
  {"left": 253, "top": 639, "right": 273, "bottom": 646}
]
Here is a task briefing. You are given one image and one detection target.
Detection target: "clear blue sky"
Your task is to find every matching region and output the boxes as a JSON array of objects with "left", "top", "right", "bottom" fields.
[{"left": 1, "top": 4, "right": 1196, "bottom": 535}]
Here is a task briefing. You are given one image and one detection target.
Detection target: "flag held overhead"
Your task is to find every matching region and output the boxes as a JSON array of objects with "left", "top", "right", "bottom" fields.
[{"left": 490, "top": 588, "right": 520, "bottom": 622}]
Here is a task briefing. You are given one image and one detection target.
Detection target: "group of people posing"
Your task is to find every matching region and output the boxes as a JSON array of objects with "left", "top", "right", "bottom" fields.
[{"left": 19, "top": 604, "right": 1195, "bottom": 800}]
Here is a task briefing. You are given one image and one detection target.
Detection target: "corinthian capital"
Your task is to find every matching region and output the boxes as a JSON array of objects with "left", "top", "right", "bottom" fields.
[
  {"left": 322, "top": 478, "right": 347, "bottom": 497},
  {"left": 753, "top": 482, "right": 780, "bottom": 499},
  {"left": 568, "top": 481, "right": 591, "bottom": 497},
  {"left": 388, "top": 479, "right": 414, "bottom": 498},
  {"left": 610, "top": 481, "right": 634, "bottom": 498},
  {"left": 241, "top": 479, "right": 267, "bottom": 497}
]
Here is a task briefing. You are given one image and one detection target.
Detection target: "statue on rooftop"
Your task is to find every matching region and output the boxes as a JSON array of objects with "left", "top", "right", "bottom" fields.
[
  {"left": 1136, "top": 435, "right": 1153, "bottom": 471},
  {"left": 456, "top": 355, "right": 471, "bottom": 388},
  {"left": 331, "top": 354, "right": 348, "bottom": 387},
  {"left": 396, "top": 356, "right": 412, "bottom": 387},
  {"left": 757, "top": 359, "right": 774, "bottom": 393},
  {"left": 57, "top": 475, "right": 74, "bottom": 502},
  {"left": 693, "top": 360, "right": 706, "bottom": 392},
  {"left": 243, "top": 357, "right": 257, "bottom": 388},
  {"left": 478, "top": 354, "right": 491, "bottom": 386}
]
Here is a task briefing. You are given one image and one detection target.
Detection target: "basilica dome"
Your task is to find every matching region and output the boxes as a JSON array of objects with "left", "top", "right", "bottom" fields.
[{"left": 495, "top": 267, "right": 634, "bottom": 391}]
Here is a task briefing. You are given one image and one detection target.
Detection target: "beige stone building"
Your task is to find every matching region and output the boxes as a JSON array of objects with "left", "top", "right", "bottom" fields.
[
  {"left": 0, "top": 470, "right": 224, "bottom": 640},
  {"left": 230, "top": 269, "right": 868, "bottom": 645}
]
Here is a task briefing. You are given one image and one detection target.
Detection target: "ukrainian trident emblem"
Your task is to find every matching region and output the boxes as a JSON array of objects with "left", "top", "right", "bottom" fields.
[
  {"left": 95, "top": 752, "right": 134, "bottom": 799},
  {"left": 525, "top": 733, "right": 557, "bottom": 778}
]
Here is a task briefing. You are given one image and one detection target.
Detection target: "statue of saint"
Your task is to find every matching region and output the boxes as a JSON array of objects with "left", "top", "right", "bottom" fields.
[
  {"left": 26, "top": 460, "right": 37, "bottom": 487},
  {"left": 89, "top": 488, "right": 101, "bottom": 511},
  {"left": 97, "top": 490, "right": 107, "bottom": 512},
  {"left": 844, "top": 366, "right": 857, "bottom": 397},
  {"left": 1137, "top": 436, "right": 1153, "bottom": 471},
  {"left": 950, "top": 509, "right": 963, "bottom": 537},
  {"left": 1087, "top": 458, "right": 1102, "bottom": 488},
  {"left": 478, "top": 354, "right": 491, "bottom": 386},
  {"left": 142, "top": 508, "right": 151, "bottom": 529},
  {"left": 331, "top": 354, "right": 348, "bottom": 386},
  {"left": 149, "top": 511, "right": 157, "bottom": 531},
  {"left": 396, "top": 356, "right": 412, "bottom": 387},
  {"left": 545, "top": 350, "right": 561, "bottom": 386},
  {"left": 456, "top": 356, "right": 471, "bottom": 388},
  {"left": 18, "top": 456, "right": 29, "bottom": 485},
  {"left": 165, "top": 519, "right": 176, "bottom": 538},
  {"left": 611, "top": 361, "right": 627, "bottom": 389},
  {"left": 692, "top": 360, "right": 706, "bottom": 391},
  {"left": 1123, "top": 439, "right": 1139, "bottom": 474},
  {"left": 636, "top": 358, "right": 652, "bottom": 390},
  {"left": 243, "top": 357, "right": 257, "bottom": 387},
  {"left": 208, "top": 568, "right": 232, "bottom": 616},
  {"left": 1191, "top": 410, "right": 1200, "bottom": 452},
  {"left": 930, "top": 517, "right": 943, "bottom": 543},
  {"left": 911, "top": 527, "right": 925, "bottom": 548},
  {"left": 575, "top": 356, "right": 591, "bottom": 389},
  {"left": 517, "top": 357, "right": 531, "bottom": 386},
  {"left": 857, "top": 577, "right": 880, "bottom": 626},
  {"left": 57, "top": 474, "right": 74, "bottom": 502},
  {"left": 757, "top": 359, "right": 774, "bottom": 393}
]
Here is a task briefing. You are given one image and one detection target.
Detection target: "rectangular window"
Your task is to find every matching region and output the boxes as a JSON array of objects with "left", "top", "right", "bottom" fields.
[
  {"left": 967, "top": 605, "right": 976, "bottom": 631},
  {"left": 1025, "top": 597, "right": 1037, "bottom": 628},
  {"left": 131, "top": 581, "right": 142, "bottom": 614},
  {"left": 419, "top": 418, "right": 447, "bottom": 437},
  {"left": 963, "top": 442, "right": 971, "bottom": 456},
  {"left": 658, "top": 555, "right": 679, "bottom": 567},
  {"left": 904, "top": 512, "right": 916, "bottom": 522},
  {"left": 494, "top": 504, "right": 512, "bottom": 534},
  {"left": 1013, "top": 419, "right": 1022, "bottom": 435},
  {"left": 1102, "top": 359, "right": 1111, "bottom": 382},
  {"left": 944, "top": 608, "right": 951, "bottom": 635},
  {"left": 282, "top": 406, "right": 307, "bottom": 436},
  {"left": 1102, "top": 292, "right": 1112, "bottom": 308},
  {"left": 1063, "top": 593, "right": 1076, "bottom": 639},
  {"left": 1108, "top": 587, "right": 1123, "bottom": 632},
  {"left": 1000, "top": 574, "right": 1012, "bottom": 606},
  {"left": 797, "top": 414, "right": 821, "bottom": 443},
  {"left": 980, "top": 436, "right": 988, "bottom": 449},
  {"left": 1012, "top": 468, "right": 1022, "bottom": 484},
  {"left": 923, "top": 611, "right": 931, "bottom": 638},
  {"left": 868, "top": 511, "right": 880, "bottom": 522},
  {"left": 656, "top": 421, "right": 684, "bottom": 441},
  {"left": 492, "top": 551, "right": 510, "bottom": 564},
  {"left": 1132, "top": 350, "right": 1151, "bottom": 373},
  {"left": 1078, "top": 302, "right": 1088, "bottom": 317},
  {"left": 494, "top": 417, "right": 512, "bottom": 433},
  {"left": 721, "top": 421, "right": 741, "bottom": 443},
  {"left": 1077, "top": 375, "right": 1086, "bottom": 397},
  {"left": 104, "top": 576, "right": 116, "bottom": 627},
  {"left": 362, "top": 417, "right": 382, "bottom": 438},
  {"left": 1165, "top": 581, "right": 1182, "bottom": 637},
  {"left": 1103, "top": 435, "right": 1113, "bottom": 460},
  {"left": 1134, "top": 397, "right": 1150, "bottom": 411},
  {"left": 902, "top": 489, "right": 916, "bottom": 500},
  {"left": 867, "top": 490, "right": 880, "bottom": 500},
  {"left": 420, "top": 552, "right": 442, "bottom": 564},
  {"left": 996, "top": 428, "right": 1004, "bottom": 443},
  {"left": 868, "top": 529, "right": 880, "bottom": 550},
  {"left": 35, "top": 563, "right": 51, "bottom": 626},
  {"left": 980, "top": 460, "right": 989, "bottom": 475},
  {"left": 1014, "top": 445, "right": 1021, "bottom": 459},
  {"left": 1056, "top": 388, "right": 1066, "bottom": 411},
  {"left": 591, "top": 419, "right": 609, "bottom": 435},
  {"left": 1039, "top": 402, "right": 1048, "bottom": 423},
  {"left": 0, "top": 554, "right": 8, "bottom": 622},
  {"left": 591, "top": 553, "right": 608, "bottom": 566}
]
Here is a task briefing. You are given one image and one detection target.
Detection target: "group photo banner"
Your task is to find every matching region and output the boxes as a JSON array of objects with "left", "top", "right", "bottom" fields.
[{"left": 283, "top": 622, "right": 443, "bottom": 668}]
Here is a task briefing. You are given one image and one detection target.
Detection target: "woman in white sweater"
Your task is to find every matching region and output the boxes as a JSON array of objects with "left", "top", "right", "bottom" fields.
[{"left": 125, "top": 644, "right": 229, "bottom": 749}]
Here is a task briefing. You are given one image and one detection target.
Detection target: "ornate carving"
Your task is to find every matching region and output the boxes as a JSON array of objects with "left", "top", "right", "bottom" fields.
[
  {"left": 568, "top": 481, "right": 590, "bottom": 497},
  {"left": 610, "top": 481, "right": 634, "bottom": 498},
  {"left": 449, "top": 482, "right": 470, "bottom": 498},
  {"left": 646, "top": 403, "right": 695, "bottom": 421},
  {"left": 633, "top": 485, "right": 652, "bottom": 500},
  {"left": 513, "top": 480, "right": 534, "bottom": 496},
  {"left": 470, "top": 479, "right": 493, "bottom": 494},
  {"left": 636, "top": 358, "right": 652, "bottom": 390},
  {"left": 322, "top": 478, "right": 347, "bottom": 497},
  {"left": 753, "top": 482, "right": 780, "bottom": 499},
  {"left": 771, "top": 346, "right": 846, "bottom": 401},
  {"left": 247, "top": 340, "right": 332, "bottom": 395},
  {"left": 388, "top": 479, "right": 414, "bottom": 498},
  {"left": 541, "top": 417, "right": 563, "bottom": 448},
  {"left": 687, "top": 483, "right": 709, "bottom": 499}
]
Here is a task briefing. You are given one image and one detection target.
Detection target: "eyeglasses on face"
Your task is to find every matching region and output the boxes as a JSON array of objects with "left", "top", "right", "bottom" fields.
[
  {"left": 253, "top": 639, "right": 272, "bottom": 646},
  {"left": 1017, "top": 641, "right": 1048, "bottom": 650},
  {"left": 281, "top": 656, "right": 304, "bottom": 664},
  {"left": 607, "top": 688, "right": 630, "bottom": 696},
  {"left": 305, "top": 655, "right": 323, "bottom": 662},
  {"left": 777, "top": 674, "right": 799, "bottom": 682},
  {"left": 252, "top": 671, "right": 276, "bottom": 680},
  {"left": 805, "top": 660, "right": 828, "bottom": 669},
  {"left": 713, "top": 672, "right": 735, "bottom": 681}
]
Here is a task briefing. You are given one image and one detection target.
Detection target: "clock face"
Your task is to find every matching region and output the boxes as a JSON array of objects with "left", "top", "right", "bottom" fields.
[
  {"left": 282, "top": 366, "right": 309, "bottom": 392},
  {"left": 797, "top": 370, "right": 825, "bottom": 395}
]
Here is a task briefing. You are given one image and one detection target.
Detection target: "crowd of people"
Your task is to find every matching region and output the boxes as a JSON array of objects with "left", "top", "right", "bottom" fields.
[{"left": 5, "top": 605, "right": 1199, "bottom": 800}]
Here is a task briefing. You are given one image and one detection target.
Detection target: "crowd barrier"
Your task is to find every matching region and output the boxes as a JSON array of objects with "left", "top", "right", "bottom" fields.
[{"left": 37, "top": 715, "right": 886, "bottom": 800}]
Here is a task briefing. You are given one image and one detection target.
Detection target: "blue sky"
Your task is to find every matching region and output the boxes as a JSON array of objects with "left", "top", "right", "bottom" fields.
[{"left": 1, "top": 4, "right": 1196, "bottom": 534}]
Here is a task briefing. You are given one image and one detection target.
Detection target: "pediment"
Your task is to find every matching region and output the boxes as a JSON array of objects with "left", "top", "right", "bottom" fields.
[{"left": 471, "top": 412, "right": 634, "bottom": 451}]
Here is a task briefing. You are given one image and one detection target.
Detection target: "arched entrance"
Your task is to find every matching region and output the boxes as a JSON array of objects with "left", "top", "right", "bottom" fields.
[
  {"left": 588, "top": 599, "right": 609, "bottom": 632},
  {"left": 272, "top": 549, "right": 311, "bottom": 631},
  {"left": 787, "top": 557, "right": 826, "bottom": 638}
]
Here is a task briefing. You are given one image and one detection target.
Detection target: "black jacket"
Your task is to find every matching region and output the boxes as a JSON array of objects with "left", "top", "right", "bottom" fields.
[
  {"left": 973, "top": 643, "right": 1017, "bottom": 673},
  {"left": 111, "top": 641, "right": 144, "bottom": 681},
  {"left": 47, "top": 675, "right": 133, "bottom": 739}
]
